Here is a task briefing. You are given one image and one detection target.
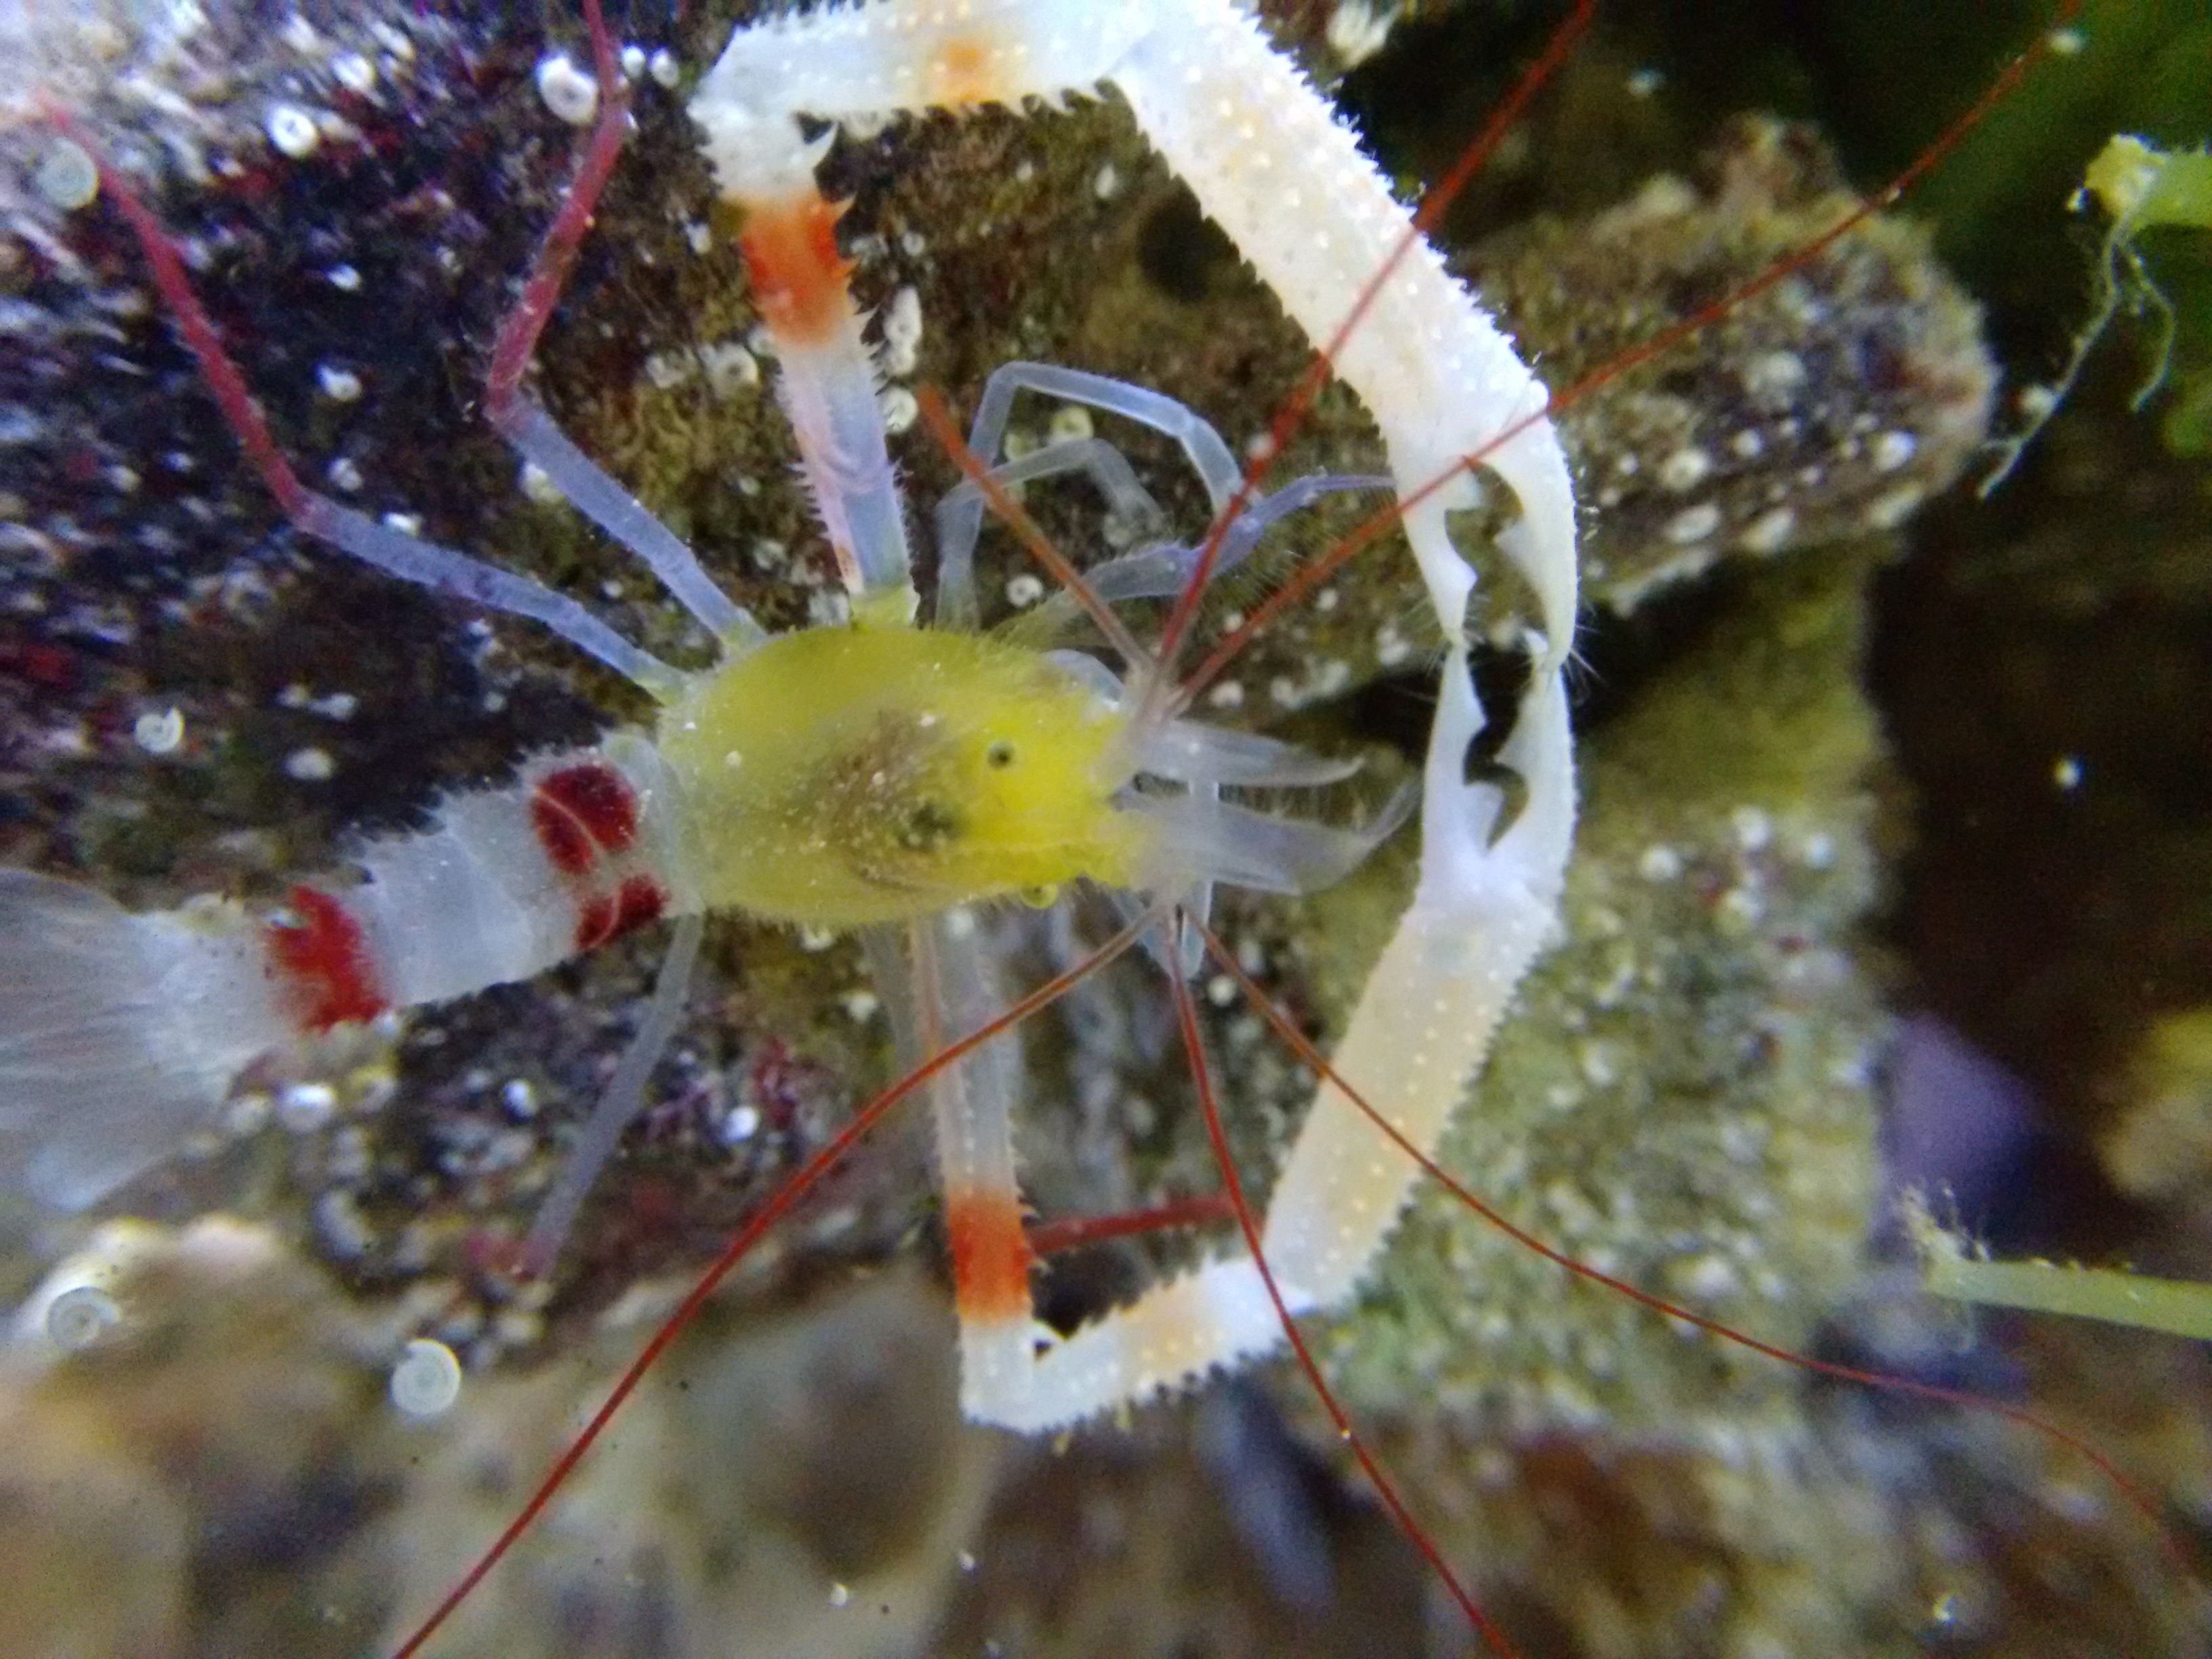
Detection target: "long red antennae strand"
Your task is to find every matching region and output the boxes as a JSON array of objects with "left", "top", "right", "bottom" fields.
[
  {"left": 913, "top": 384, "right": 1156, "bottom": 670},
  {"left": 1179, "top": 0, "right": 2083, "bottom": 708},
  {"left": 482, "top": 0, "right": 630, "bottom": 425},
  {"left": 388, "top": 912, "right": 1149, "bottom": 1659},
  {"left": 1153, "top": 0, "right": 1598, "bottom": 678},
  {"left": 1188, "top": 918, "right": 2194, "bottom": 1577},
  {"left": 1164, "top": 916, "right": 1528, "bottom": 1659},
  {"left": 42, "top": 0, "right": 640, "bottom": 539},
  {"left": 41, "top": 104, "right": 316, "bottom": 523}
]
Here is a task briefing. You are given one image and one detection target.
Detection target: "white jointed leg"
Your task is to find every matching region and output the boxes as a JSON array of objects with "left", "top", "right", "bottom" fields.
[
  {"left": 691, "top": 2, "right": 1153, "bottom": 144},
  {"left": 940, "top": 650, "right": 1571, "bottom": 1434},
  {"left": 907, "top": 912, "right": 1041, "bottom": 1420},
  {"left": 1261, "top": 651, "right": 1572, "bottom": 1307},
  {"left": 1107, "top": 1, "right": 1578, "bottom": 659},
  {"left": 691, "top": 104, "right": 918, "bottom": 621}
]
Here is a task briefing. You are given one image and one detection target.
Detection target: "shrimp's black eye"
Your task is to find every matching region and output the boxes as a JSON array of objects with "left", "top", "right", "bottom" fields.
[{"left": 985, "top": 740, "right": 1017, "bottom": 770}]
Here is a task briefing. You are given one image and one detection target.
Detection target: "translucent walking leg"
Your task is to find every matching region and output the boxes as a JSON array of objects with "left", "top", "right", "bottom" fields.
[
  {"left": 1070, "top": 472, "right": 1393, "bottom": 608},
  {"left": 459, "top": 20, "right": 760, "bottom": 655},
  {"left": 970, "top": 364, "right": 1243, "bottom": 510},
  {"left": 933, "top": 436, "right": 1166, "bottom": 627},
  {"left": 298, "top": 499, "right": 684, "bottom": 701},
  {"left": 935, "top": 363, "right": 1245, "bottom": 587},
  {"left": 518, "top": 912, "right": 704, "bottom": 1277},
  {"left": 966, "top": 655, "right": 1565, "bottom": 1433},
  {"left": 495, "top": 403, "right": 765, "bottom": 653}
]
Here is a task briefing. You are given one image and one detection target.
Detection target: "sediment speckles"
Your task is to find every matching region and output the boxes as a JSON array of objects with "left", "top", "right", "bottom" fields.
[
  {"left": 1658, "top": 446, "right": 1714, "bottom": 491},
  {"left": 1665, "top": 502, "right": 1722, "bottom": 544}
]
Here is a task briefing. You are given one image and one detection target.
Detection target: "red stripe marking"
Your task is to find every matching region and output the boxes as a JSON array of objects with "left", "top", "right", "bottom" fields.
[
  {"left": 572, "top": 876, "right": 668, "bottom": 953},
  {"left": 945, "top": 1188, "right": 1036, "bottom": 1323},
  {"left": 574, "top": 894, "right": 616, "bottom": 952},
  {"left": 530, "top": 792, "right": 596, "bottom": 876},
  {"left": 609, "top": 876, "right": 666, "bottom": 941},
  {"left": 738, "top": 192, "right": 855, "bottom": 349},
  {"left": 530, "top": 763, "right": 639, "bottom": 876},
  {"left": 266, "top": 885, "right": 387, "bottom": 1033}
]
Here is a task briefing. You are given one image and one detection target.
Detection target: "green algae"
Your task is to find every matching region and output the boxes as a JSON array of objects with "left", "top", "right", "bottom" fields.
[
  {"left": 1983, "top": 133, "right": 2212, "bottom": 485},
  {"left": 1914, "top": 1200, "right": 2212, "bottom": 1342}
]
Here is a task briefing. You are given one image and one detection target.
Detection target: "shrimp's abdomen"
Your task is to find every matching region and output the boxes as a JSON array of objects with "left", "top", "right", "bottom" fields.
[{"left": 0, "top": 735, "right": 689, "bottom": 1208}]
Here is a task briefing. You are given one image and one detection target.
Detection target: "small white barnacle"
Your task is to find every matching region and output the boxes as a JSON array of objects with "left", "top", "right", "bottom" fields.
[
  {"left": 332, "top": 52, "right": 377, "bottom": 95},
  {"left": 45, "top": 1284, "right": 121, "bottom": 1352},
  {"left": 519, "top": 458, "right": 565, "bottom": 504},
  {"left": 880, "top": 285, "right": 924, "bottom": 377},
  {"left": 536, "top": 52, "right": 600, "bottom": 127},
  {"left": 1864, "top": 483, "right": 1925, "bottom": 530},
  {"left": 878, "top": 385, "right": 919, "bottom": 433},
  {"left": 1870, "top": 429, "right": 1918, "bottom": 473},
  {"left": 134, "top": 705, "right": 185, "bottom": 754},
  {"left": 1742, "top": 349, "right": 1809, "bottom": 398},
  {"left": 1738, "top": 505, "right": 1797, "bottom": 554},
  {"left": 1326, "top": 1, "right": 1395, "bottom": 69},
  {"left": 266, "top": 103, "right": 323, "bottom": 159},
  {"left": 390, "top": 1336, "right": 464, "bottom": 1419},
  {"left": 35, "top": 138, "right": 100, "bottom": 211},
  {"left": 1657, "top": 446, "right": 1713, "bottom": 493}
]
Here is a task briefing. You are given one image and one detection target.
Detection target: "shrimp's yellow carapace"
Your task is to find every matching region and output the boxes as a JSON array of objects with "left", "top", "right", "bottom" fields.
[{"left": 659, "top": 623, "right": 1146, "bottom": 929}]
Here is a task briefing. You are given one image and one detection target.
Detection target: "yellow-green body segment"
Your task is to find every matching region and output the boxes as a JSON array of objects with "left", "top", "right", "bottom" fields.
[{"left": 658, "top": 625, "right": 1149, "bottom": 929}]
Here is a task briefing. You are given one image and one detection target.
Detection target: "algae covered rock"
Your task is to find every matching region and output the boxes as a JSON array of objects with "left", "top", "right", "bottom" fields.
[{"left": 1303, "top": 548, "right": 1886, "bottom": 1435}]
